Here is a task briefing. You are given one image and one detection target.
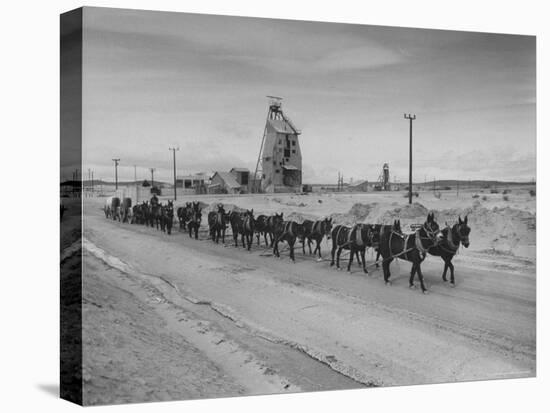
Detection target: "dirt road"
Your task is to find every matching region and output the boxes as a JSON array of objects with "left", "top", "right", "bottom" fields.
[{"left": 80, "top": 201, "right": 535, "bottom": 403}]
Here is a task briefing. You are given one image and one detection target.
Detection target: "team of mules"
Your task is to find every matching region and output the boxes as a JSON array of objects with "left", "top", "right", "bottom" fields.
[
  {"left": 104, "top": 197, "right": 471, "bottom": 293},
  {"left": 105, "top": 195, "right": 177, "bottom": 235}
]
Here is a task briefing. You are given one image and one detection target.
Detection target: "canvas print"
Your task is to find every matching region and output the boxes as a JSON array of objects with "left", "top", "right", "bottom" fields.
[{"left": 60, "top": 6, "right": 536, "bottom": 406}]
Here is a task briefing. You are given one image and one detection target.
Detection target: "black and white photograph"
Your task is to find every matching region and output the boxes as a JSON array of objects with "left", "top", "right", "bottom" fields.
[{"left": 57, "top": 5, "right": 539, "bottom": 406}]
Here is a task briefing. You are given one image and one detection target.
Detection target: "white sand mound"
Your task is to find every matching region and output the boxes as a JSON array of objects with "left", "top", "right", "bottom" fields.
[{"left": 323, "top": 200, "right": 535, "bottom": 258}]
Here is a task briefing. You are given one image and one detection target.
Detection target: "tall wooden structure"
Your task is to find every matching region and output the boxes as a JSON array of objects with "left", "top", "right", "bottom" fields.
[{"left": 253, "top": 97, "right": 302, "bottom": 193}]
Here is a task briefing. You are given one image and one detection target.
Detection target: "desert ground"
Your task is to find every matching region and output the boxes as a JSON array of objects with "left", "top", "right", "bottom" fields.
[{"left": 65, "top": 186, "right": 535, "bottom": 404}]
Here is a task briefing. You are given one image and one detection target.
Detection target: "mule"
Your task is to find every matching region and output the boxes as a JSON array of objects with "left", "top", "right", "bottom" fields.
[
  {"left": 272, "top": 220, "right": 305, "bottom": 262},
  {"left": 229, "top": 210, "right": 255, "bottom": 250},
  {"left": 265, "top": 213, "right": 284, "bottom": 247},
  {"left": 253, "top": 215, "right": 270, "bottom": 246},
  {"left": 374, "top": 222, "right": 402, "bottom": 267},
  {"left": 301, "top": 218, "right": 333, "bottom": 260},
  {"left": 427, "top": 215, "right": 470, "bottom": 286},
  {"left": 208, "top": 204, "right": 228, "bottom": 243},
  {"left": 378, "top": 213, "right": 443, "bottom": 293},
  {"left": 177, "top": 202, "right": 192, "bottom": 230},
  {"left": 187, "top": 201, "right": 202, "bottom": 239},
  {"left": 162, "top": 201, "right": 175, "bottom": 235},
  {"left": 330, "top": 223, "right": 376, "bottom": 273}
]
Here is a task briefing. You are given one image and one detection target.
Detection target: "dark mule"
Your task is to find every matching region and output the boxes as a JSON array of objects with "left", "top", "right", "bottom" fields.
[
  {"left": 229, "top": 210, "right": 255, "bottom": 250},
  {"left": 265, "top": 213, "right": 284, "bottom": 247},
  {"left": 208, "top": 204, "right": 228, "bottom": 244},
  {"left": 177, "top": 202, "right": 192, "bottom": 230},
  {"left": 131, "top": 202, "right": 145, "bottom": 225},
  {"left": 374, "top": 222, "right": 403, "bottom": 267},
  {"left": 427, "top": 215, "right": 470, "bottom": 286},
  {"left": 253, "top": 215, "right": 270, "bottom": 246},
  {"left": 330, "top": 223, "right": 376, "bottom": 273},
  {"left": 301, "top": 218, "right": 333, "bottom": 260},
  {"left": 162, "top": 200, "right": 175, "bottom": 235},
  {"left": 273, "top": 220, "right": 305, "bottom": 262},
  {"left": 187, "top": 202, "right": 202, "bottom": 239},
  {"left": 378, "top": 213, "right": 443, "bottom": 293}
]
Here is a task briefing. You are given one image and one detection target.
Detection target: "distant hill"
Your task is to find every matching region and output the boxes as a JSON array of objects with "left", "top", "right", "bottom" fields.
[
  {"left": 420, "top": 180, "right": 535, "bottom": 187},
  {"left": 306, "top": 179, "right": 535, "bottom": 187},
  {"left": 61, "top": 180, "right": 172, "bottom": 187}
]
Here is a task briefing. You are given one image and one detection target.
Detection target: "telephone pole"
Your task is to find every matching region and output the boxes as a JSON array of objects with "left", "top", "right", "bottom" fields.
[
  {"left": 150, "top": 168, "right": 156, "bottom": 189},
  {"left": 112, "top": 158, "right": 120, "bottom": 190},
  {"left": 169, "top": 147, "right": 179, "bottom": 200},
  {"left": 404, "top": 113, "right": 416, "bottom": 204},
  {"left": 133, "top": 165, "right": 138, "bottom": 203}
]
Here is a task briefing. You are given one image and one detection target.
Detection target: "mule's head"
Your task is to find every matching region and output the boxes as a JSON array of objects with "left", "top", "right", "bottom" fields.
[
  {"left": 273, "top": 212, "right": 284, "bottom": 225},
  {"left": 456, "top": 215, "right": 471, "bottom": 248},
  {"left": 425, "top": 213, "right": 443, "bottom": 243},
  {"left": 392, "top": 219, "right": 402, "bottom": 234},
  {"left": 324, "top": 217, "right": 333, "bottom": 239}
]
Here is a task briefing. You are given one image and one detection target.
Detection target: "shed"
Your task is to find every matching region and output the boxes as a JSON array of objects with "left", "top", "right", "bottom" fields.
[{"left": 209, "top": 172, "right": 242, "bottom": 194}]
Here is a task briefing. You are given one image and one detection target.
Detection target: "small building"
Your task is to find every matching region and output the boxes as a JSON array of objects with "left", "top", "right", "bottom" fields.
[
  {"left": 209, "top": 172, "right": 242, "bottom": 194},
  {"left": 176, "top": 173, "right": 208, "bottom": 195},
  {"left": 230, "top": 167, "right": 251, "bottom": 192},
  {"left": 348, "top": 180, "right": 369, "bottom": 192}
]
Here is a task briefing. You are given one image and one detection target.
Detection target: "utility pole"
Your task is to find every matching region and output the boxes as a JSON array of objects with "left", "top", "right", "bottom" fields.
[
  {"left": 91, "top": 171, "right": 94, "bottom": 196},
  {"left": 112, "top": 158, "right": 120, "bottom": 190},
  {"left": 169, "top": 147, "right": 179, "bottom": 200},
  {"left": 150, "top": 168, "right": 156, "bottom": 189},
  {"left": 133, "top": 165, "right": 138, "bottom": 203},
  {"left": 404, "top": 113, "right": 416, "bottom": 204},
  {"left": 457, "top": 180, "right": 459, "bottom": 197}
]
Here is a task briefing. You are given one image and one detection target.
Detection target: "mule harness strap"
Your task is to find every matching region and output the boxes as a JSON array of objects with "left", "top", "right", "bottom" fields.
[
  {"left": 355, "top": 224, "right": 364, "bottom": 246},
  {"left": 335, "top": 225, "right": 346, "bottom": 245},
  {"left": 404, "top": 234, "right": 411, "bottom": 259},
  {"left": 415, "top": 230, "right": 428, "bottom": 254},
  {"left": 285, "top": 221, "right": 294, "bottom": 237}
]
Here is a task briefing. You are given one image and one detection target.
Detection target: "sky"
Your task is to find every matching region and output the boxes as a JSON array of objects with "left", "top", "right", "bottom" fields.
[{"left": 71, "top": 7, "right": 536, "bottom": 184}]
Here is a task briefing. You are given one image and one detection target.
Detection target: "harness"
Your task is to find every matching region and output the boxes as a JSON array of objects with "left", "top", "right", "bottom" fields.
[
  {"left": 335, "top": 225, "right": 347, "bottom": 246},
  {"left": 284, "top": 221, "right": 294, "bottom": 237},
  {"left": 429, "top": 227, "right": 459, "bottom": 255},
  {"left": 349, "top": 224, "right": 364, "bottom": 247}
]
